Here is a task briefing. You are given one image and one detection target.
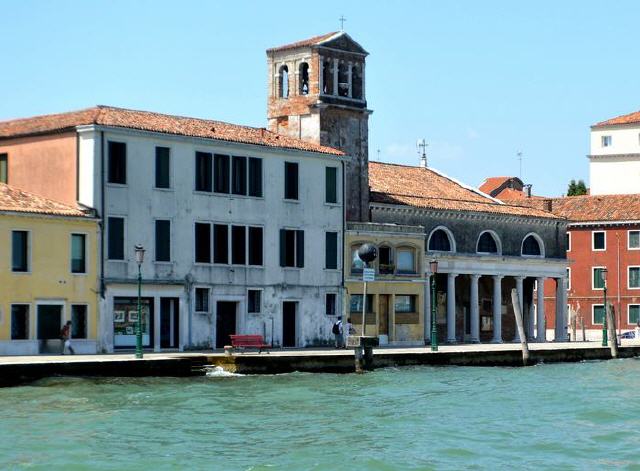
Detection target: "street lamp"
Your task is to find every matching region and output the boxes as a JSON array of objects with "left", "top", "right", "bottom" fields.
[
  {"left": 601, "top": 267, "right": 608, "bottom": 347},
  {"left": 134, "top": 244, "right": 145, "bottom": 359},
  {"left": 430, "top": 259, "right": 439, "bottom": 352}
]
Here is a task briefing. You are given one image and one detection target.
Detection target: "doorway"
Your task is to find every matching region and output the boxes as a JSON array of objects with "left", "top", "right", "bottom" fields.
[
  {"left": 37, "top": 304, "right": 62, "bottom": 340},
  {"left": 378, "top": 295, "right": 390, "bottom": 336},
  {"left": 282, "top": 301, "right": 297, "bottom": 347},
  {"left": 216, "top": 301, "right": 237, "bottom": 348},
  {"left": 160, "top": 297, "right": 179, "bottom": 349}
]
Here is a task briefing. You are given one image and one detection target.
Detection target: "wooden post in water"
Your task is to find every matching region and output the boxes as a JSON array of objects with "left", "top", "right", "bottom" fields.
[
  {"left": 607, "top": 303, "right": 618, "bottom": 358},
  {"left": 511, "top": 289, "right": 530, "bottom": 366}
]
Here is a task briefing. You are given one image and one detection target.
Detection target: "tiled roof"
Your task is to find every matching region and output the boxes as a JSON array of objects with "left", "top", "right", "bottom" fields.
[
  {"left": 534, "top": 194, "right": 640, "bottom": 222},
  {"left": 478, "top": 176, "right": 513, "bottom": 195},
  {"left": 0, "top": 183, "right": 89, "bottom": 217},
  {"left": 266, "top": 32, "right": 341, "bottom": 52},
  {"left": 368, "top": 162, "right": 561, "bottom": 219},
  {"left": 593, "top": 110, "right": 640, "bottom": 127},
  {"left": 0, "top": 106, "right": 344, "bottom": 156}
]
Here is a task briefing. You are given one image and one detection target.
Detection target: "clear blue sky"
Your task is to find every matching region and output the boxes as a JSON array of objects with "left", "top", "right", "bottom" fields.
[{"left": 2, "top": 1, "right": 639, "bottom": 196}]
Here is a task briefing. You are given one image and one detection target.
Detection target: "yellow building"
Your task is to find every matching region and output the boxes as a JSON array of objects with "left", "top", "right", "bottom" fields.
[
  {"left": 0, "top": 183, "right": 99, "bottom": 354},
  {"left": 345, "top": 222, "right": 426, "bottom": 345}
]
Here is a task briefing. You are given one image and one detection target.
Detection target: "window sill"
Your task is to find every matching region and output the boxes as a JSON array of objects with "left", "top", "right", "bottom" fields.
[
  {"left": 324, "top": 202, "right": 340, "bottom": 207},
  {"left": 11, "top": 270, "right": 31, "bottom": 275},
  {"left": 283, "top": 198, "right": 300, "bottom": 204},
  {"left": 154, "top": 261, "right": 174, "bottom": 265},
  {"left": 106, "top": 183, "right": 128, "bottom": 188},
  {"left": 153, "top": 187, "right": 174, "bottom": 192},
  {"left": 71, "top": 272, "right": 88, "bottom": 276}
]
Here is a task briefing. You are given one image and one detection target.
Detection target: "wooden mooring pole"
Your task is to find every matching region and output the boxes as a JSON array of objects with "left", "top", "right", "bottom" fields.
[
  {"left": 606, "top": 304, "right": 619, "bottom": 359},
  {"left": 511, "top": 288, "right": 530, "bottom": 366}
]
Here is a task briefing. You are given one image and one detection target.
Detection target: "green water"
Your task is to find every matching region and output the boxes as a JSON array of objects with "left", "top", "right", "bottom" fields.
[{"left": 2, "top": 360, "right": 640, "bottom": 470}]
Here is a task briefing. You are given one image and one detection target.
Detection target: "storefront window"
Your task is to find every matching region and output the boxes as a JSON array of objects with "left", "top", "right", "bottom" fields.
[
  {"left": 394, "top": 295, "right": 416, "bottom": 313},
  {"left": 350, "top": 294, "right": 374, "bottom": 313},
  {"left": 113, "top": 297, "right": 153, "bottom": 348}
]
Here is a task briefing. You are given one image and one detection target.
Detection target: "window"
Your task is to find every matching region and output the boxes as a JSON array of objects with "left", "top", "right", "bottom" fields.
[
  {"left": 593, "top": 304, "right": 605, "bottom": 325},
  {"left": 0, "top": 153, "right": 7, "bottom": 183},
  {"left": 593, "top": 267, "right": 606, "bottom": 290},
  {"left": 325, "top": 232, "right": 338, "bottom": 270},
  {"left": 428, "top": 229, "right": 452, "bottom": 252},
  {"left": 322, "top": 59, "right": 334, "bottom": 95},
  {"left": 195, "top": 288, "right": 210, "bottom": 313},
  {"left": 107, "top": 217, "right": 125, "bottom": 260},
  {"left": 155, "top": 220, "right": 171, "bottom": 262},
  {"left": 248, "top": 157, "right": 263, "bottom": 197},
  {"left": 352, "top": 64, "right": 363, "bottom": 99},
  {"left": 629, "top": 230, "right": 640, "bottom": 250},
  {"left": 338, "top": 62, "right": 349, "bottom": 97},
  {"left": 231, "top": 225, "right": 246, "bottom": 265},
  {"left": 592, "top": 231, "right": 605, "bottom": 251},
  {"left": 11, "top": 305, "right": 29, "bottom": 340},
  {"left": 280, "top": 229, "right": 304, "bottom": 268},
  {"left": 325, "top": 167, "right": 338, "bottom": 203},
  {"left": 248, "top": 290, "right": 261, "bottom": 314},
  {"left": 71, "top": 234, "right": 86, "bottom": 273},
  {"left": 299, "top": 62, "right": 309, "bottom": 95},
  {"left": 214, "top": 224, "right": 229, "bottom": 264},
  {"left": 71, "top": 305, "right": 87, "bottom": 339},
  {"left": 566, "top": 232, "right": 571, "bottom": 252},
  {"left": 155, "top": 147, "right": 171, "bottom": 189},
  {"left": 232, "top": 156, "right": 247, "bottom": 195},
  {"left": 567, "top": 268, "right": 571, "bottom": 290},
  {"left": 279, "top": 65, "right": 289, "bottom": 98},
  {"left": 12, "top": 230, "right": 28, "bottom": 272},
  {"left": 378, "top": 246, "right": 393, "bottom": 274},
  {"left": 350, "top": 294, "right": 373, "bottom": 313},
  {"left": 195, "top": 223, "right": 212, "bottom": 263},
  {"left": 397, "top": 248, "right": 416, "bottom": 274},
  {"left": 248, "top": 227, "right": 263, "bottom": 266},
  {"left": 213, "top": 154, "right": 230, "bottom": 193},
  {"left": 195, "top": 152, "right": 213, "bottom": 192},
  {"left": 395, "top": 295, "right": 417, "bottom": 313},
  {"left": 522, "top": 235, "right": 542, "bottom": 256},
  {"left": 629, "top": 305, "right": 640, "bottom": 324},
  {"left": 629, "top": 267, "right": 640, "bottom": 289},
  {"left": 284, "top": 162, "right": 299, "bottom": 200},
  {"left": 351, "top": 246, "right": 364, "bottom": 274},
  {"left": 108, "top": 141, "right": 126, "bottom": 184},
  {"left": 326, "top": 293, "right": 337, "bottom": 315},
  {"left": 477, "top": 232, "right": 498, "bottom": 254},
  {"left": 601, "top": 135, "right": 612, "bottom": 147}
]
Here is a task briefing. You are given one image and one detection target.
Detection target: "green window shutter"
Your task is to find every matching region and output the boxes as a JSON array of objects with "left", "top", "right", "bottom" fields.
[
  {"left": 325, "top": 232, "right": 337, "bottom": 269},
  {"left": 629, "top": 305, "right": 640, "bottom": 324},
  {"left": 325, "top": 167, "right": 337, "bottom": 203},
  {"left": 155, "top": 220, "right": 171, "bottom": 262},
  {"left": 279, "top": 229, "right": 286, "bottom": 267},
  {"left": 296, "top": 230, "right": 305, "bottom": 268},
  {"left": 155, "top": 147, "right": 170, "bottom": 188},
  {"left": 593, "top": 305, "right": 605, "bottom": 325},
  {"left": 0, "top": 154, "right": 7, "bottom": 184}
]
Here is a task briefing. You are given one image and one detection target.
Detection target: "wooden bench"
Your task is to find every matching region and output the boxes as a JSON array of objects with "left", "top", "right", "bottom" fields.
[{"left": 225, "top": 335, "right": 271, "bottom": 354}]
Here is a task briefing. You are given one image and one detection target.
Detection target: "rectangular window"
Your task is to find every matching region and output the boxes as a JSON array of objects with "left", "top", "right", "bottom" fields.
[
  {"left": 248, "top": 289, "right": 261, "bottom": 314},
  {"left": 325, "top": 167, "right": 337, "bottom": 203},
  {"left": 326, "top": 293, "right": 337, "bottom": 316},
  {"left": 567, "top": 268, "right": 571, "bottom": 290},
  {"left": 10, "top": 305, "right": 29, "bottom": 340},
  {"left": 395, "top": 295, "right": 417, "bottom": 313},
  {"left": 593, "top": 267, "right": 606, "bottom": 290},
  {"left": 195, "top": 152, "right": 213, "bottom": 192},
  {"left": 231, "top": 225, "right": 246, "bottom": 265},
  {"left": 107, "top": 217, "right": 125, "bottom": 260},
  {"left": 593, "top": 304, "right": 605, "bottom": 325},
  {"left": 155, "top": 220, "right": 171, "bottom": 262},
  {"left": 214, "top": 224, "right": 229, "bottom": 264},
  {"left": 71, "top": 234, "right": 86, "bottom": 274},
  {"left": 601, "top": 135, "right": 612, "bottom": 147},
  {"left": 629, "top": 230, "right": 640, "bottom": 250},
  {"left": 592, "top": 231, "right": 606, "bottom": 251},
  {"left": 232, "top": 156, "right": 247, "bottom": 196},
  {"left": 629, "top": 305, "right": 640, "bottom": 324},
  {"left": 248, "top": 157, "right": 263, "bottom": 197},
  {"left": 280, "top": 229, "right": 304, "bottom": 268},
  {"left": 566, "top": 232, "right": 571, "bottom": 252},
  {"left": 71, "top": 305, "right": 88, "bottom": 339},
  {"left": 325, "top": 232, "right": 338, "bottom": 269},
  {"left": 155, "top": 147, "right": 171, "bottom": 189},
  {"left": 248, "top": 226, "right": 263, "bottom": 266},
  {"left": 214, "top": 154, "right": 230, "bottom": 193},
  {"left": 284, "top": 162, "right": 299, "bottom": 200},
  {"left": 629, "top": 267, "right": 640, "bottom": 289},
  {"left": 108, "top": 141, "right": 127, "bottom": 184},
  {"left": 11, "top": 230, "right": 28, "bottom": 272},
  {"left": 350, "top": 294, "right": 374, "bottom": 313},
  {"left": 195, "top": 288, "right": 210, "bottom": 313},
  {"left": 195, "top": 223, "right": 212, "bottom": 263},
  {"left": 0, "top": 153, "right": 7, "bottom": 183},
  {"left": 397, "top": 249, "right": 416, "bottom": 274}
]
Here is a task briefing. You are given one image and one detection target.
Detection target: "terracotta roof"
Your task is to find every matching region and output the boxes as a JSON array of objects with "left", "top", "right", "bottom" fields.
[
  {"left": 478, "top": 176, "right": 513, "bottom": 195},
  {"left": 368, "top": 162, "right": 561, "bottom": 219},
  {"left": 0, "top": 106, "right": 344, "bottom": 156},
  {"left": 266, "top": 32, "right": 341, "bottom": 52},
  {"left": 538, "top": 194, "right": 640, "bottom": 222},
  {"left": 0, "top": 183, "right": 89, "bottom": 217},
  {"left": 593, "top": 110, "right": 640, "bottom": 127}
]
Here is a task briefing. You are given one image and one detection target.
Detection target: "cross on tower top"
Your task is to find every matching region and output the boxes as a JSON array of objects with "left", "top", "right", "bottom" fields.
[{"left": 339, "top": 15, "right": 347, "bottom": 31}]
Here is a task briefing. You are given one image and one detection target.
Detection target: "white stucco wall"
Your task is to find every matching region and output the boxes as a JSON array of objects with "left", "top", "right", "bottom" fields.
[{"left": 589, "top": 125, "right": 640, "bottom": 195}]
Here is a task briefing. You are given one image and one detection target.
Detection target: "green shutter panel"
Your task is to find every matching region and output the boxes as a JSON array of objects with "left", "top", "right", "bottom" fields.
[
  {"left": 296, "top": 230, "right": 304, "bottom": 268},
  {"left": 279, "top": 229, "right": 286, "bottom": 267}
]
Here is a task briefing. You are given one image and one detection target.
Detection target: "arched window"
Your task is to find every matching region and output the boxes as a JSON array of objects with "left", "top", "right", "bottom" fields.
[
  {"left": 338, "top": 62, "right": 349, "bottom": 97},
  {"left": 323, "top": 60, "right": 334, "bottom": 95},
  {"left": 428, "top": 228, "right": 454, "bottom": 252},
  {"left": 378, "top": 245, "right": 394, "bottom": 274},
  {"left": 477, "top": 231, "right": 499, "bottom": 254},
  {"left": 522, "top": 234, "right": 544, "bottom": 257},
  {"left": 279, "top": 65, "right": 289, "bottom": 98},
  {"left": 396, "top": 246, "right": 417, "bottom": 274},
  {"left": 351, "top": 245, "right": 364, "bottom": 274},
  {"left": 299, "top": 62, "right": 309, "bottom": 95},
  {"left": 352, "top": 63, "right": 363, "bottom": 99}
]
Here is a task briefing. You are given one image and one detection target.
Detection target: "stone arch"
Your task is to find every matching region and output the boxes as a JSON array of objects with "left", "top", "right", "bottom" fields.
[
  {"left": 476, "top": 230, "right": 502, "bottom": 255},
  {"left": 278, "top": 65, "right": 289, "bottom": 98},
  {"left": 521, "top": 232, "right": 545, "bottom": 257},
  {"left": 299, "top": 62, "right": 309, "bottom": 95},
  {"left": 427, "top": 226, "right": 456, "bottom": 253}
]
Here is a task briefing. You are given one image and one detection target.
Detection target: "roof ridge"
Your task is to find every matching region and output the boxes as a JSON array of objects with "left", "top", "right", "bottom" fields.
[{"left": 0, "top": 106, "right": 100, "bottom": 125}]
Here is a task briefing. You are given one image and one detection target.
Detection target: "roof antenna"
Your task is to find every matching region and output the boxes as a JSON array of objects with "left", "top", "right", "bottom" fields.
[
  {"left": 417, "top": 138, "right": 428, "bottom": 168},
  {"left": 339, "top": 15, "right": 347, "bottom": 31},
  {"left": 517, "top": 151, "right": 523, "bottom": 180},
  {"left": 377, "top": 148, "right": 381, "bottom": 161}
]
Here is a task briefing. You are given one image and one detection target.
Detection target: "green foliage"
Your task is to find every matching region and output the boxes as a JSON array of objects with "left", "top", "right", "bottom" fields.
[{"left": 567, "top": 179, "right": 587, "bottom": 196}]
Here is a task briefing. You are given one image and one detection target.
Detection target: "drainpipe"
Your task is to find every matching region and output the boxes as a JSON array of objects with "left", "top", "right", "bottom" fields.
[
  {"left": 617, "top": 233, "right": 621, "bottom": 338},
  {"left": 341, "top": 158, "right": 347, "bottom": 328},
  {"left": 100, "top": 131, "right": 105, "bottom": 298}
]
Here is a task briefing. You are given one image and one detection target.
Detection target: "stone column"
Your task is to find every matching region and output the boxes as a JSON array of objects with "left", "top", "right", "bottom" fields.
[
  {"left": 492, "top": 275, "right": 503, "bottom": 343},
  {"left": 555, "top": 278, "right": 568, "bottom": 341},
  {"left": 347, "top": 62, "right": 353, "bottom": 98},
  {"left": 319, "top": 56, "right": 324, "bottom": 94},
  {"left": 424, "top": 275, "right": 431, "bottom": 343},
  {"left": 536, "top": 277, "right": 546, "bottom": 342},
  {"left": 333, "top": 58, "right": 339, "bottom": 96},
  {"left": 514, "top": 276, "right": 524, "bottom": 341},
  {"left": 470, "top": 274, "right": 480, "bottom": 343},
  {"left": 447, "top": 273, "right": 457, "bottom": 343}
]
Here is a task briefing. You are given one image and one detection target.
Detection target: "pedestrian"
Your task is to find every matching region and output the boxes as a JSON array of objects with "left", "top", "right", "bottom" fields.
[
  {"left": 332, "top": 318, "right": 343, "bottom": 348},
  {"left": 60, "top": 321, "right": 75, "bottom": 355},
  {"left": 345, "top": 317, "right": 355, "bottom": 347}
]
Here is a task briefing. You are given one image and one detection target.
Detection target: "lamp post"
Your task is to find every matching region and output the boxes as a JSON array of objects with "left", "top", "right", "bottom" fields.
[
  {"left": 601, "top": 267, "right": 608, "bottom": 347},
  {"left": 430, "top": 259, "right": 438, "bottom": 352},
  {"left": 134, "top": 244, "right": 145, "bottom": 359}
]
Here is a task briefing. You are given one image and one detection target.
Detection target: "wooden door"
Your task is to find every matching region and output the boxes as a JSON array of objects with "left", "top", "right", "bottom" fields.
[{"left": 379, "top": 295, "right": 389, "bottom": 335}]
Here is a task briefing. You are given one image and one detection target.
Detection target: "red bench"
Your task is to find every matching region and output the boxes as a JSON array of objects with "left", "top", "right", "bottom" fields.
[{"left": 227, "top": 334, "right": 270, "bottom": 354}]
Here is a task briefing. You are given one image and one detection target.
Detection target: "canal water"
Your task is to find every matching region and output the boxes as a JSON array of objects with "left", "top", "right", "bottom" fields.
[{"left": 2, "top": 359, "right": 640, "bottom": 470}]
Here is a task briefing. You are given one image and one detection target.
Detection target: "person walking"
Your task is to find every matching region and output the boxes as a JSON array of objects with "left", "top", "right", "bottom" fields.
[
  {"left": 60, "top": 321, "right": 75, "bottom": 355},
  {"left": 345, "top": 317, "right": 355, "bottom": 346},
  {"left": 332, "top": 318, "right": 343, "bottom": 348}
]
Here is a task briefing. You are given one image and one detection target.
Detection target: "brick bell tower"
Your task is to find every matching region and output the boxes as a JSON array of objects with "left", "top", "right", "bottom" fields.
[{"left": 266, "top": 31, "right": 371, "bottom": 222}]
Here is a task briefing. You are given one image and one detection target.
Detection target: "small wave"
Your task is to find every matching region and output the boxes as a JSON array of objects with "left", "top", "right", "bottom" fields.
[{"left": 205, "top": 366, "right": 243, "bottom": 377}]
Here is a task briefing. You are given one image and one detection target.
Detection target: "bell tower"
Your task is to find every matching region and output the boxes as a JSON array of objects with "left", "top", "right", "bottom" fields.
[{"left": 266, "top": 31, "right": 371, "bottom": 222}]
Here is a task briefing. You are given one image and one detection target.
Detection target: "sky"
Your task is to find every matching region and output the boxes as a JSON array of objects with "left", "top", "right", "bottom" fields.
[{"left": 2, "top": 0, "right": 640, "bottom": 196}]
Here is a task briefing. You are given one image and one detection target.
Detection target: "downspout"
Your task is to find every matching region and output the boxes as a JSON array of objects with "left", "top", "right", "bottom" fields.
[
  {"left": 100, "top": 131, "right": 105, "bottom": 298},
  {"left": 617, "top": 233, "right": 621, "bottom": 338},
  {"left": 341, "top": 158, "right": 347, "bottom": 327}
]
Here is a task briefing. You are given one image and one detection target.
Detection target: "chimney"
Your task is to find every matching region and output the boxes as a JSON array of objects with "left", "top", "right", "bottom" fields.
[
  {"left": 523, "top": 184, "right": 532, "bottom": 198},
  {"left": 543, "top": 199, "right": 553, "bottom": 212}
]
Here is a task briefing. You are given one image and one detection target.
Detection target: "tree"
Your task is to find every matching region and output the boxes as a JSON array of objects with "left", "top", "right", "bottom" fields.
[
  {"left": 567, "top": 179, "right": 587, "bottom": 196},
  {"left": 567, "top": 179, "right": 577, "bottom": 196}
]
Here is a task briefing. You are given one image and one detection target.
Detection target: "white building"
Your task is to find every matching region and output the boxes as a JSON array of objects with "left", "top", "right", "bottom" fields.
[{"left": 590, "top": 110, "right": 640, "bottom": 195}]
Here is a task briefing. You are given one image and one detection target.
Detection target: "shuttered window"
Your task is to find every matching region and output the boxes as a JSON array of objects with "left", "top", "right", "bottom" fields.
[
  {"left": 155, "top": 220, "right": 171, "bottom": 262},
  {"left": 280, "top": 229, "right": 304, "bottom": 268},
  {"left": 284, "top": 162, "right": 299, "bottom": 200},
  {"left": 107, "top": 217, "right": 125, "bottom": 260},
  {"left": 325, "top": 167, "right": 337, "bottom": 203},
  {"left": 71, "top": 234, "right": 86, "bottom": 273},
  {"left": 195, "top": 152, "right": 212, "bottom": 192},
  {"left": 108, "top": 142, "right": 127, "bottom": 184},
  {"left": 0, "top": 153, "right": 7, "bottom": 183},
  {"left": 155, "top": 147, "right": 171, "bottom": 188},
  {"left": 12, "top": 231, "right": 28, "bottom": 272},
  {"left": 325, "top": 232, "right": 338, "bottom": 269}
]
